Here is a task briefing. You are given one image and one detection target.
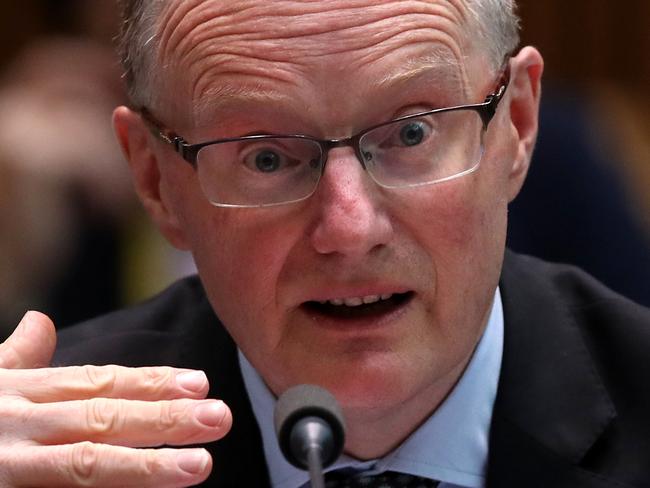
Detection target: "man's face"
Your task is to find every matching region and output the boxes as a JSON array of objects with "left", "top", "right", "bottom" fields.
[{"left": 148, "top": 0, "right": 527, "bottom": 423}]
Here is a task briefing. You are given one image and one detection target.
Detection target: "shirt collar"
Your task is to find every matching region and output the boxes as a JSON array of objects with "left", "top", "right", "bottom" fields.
[{"left": 239, "top": 288, "right": 504, "bottom": 488}]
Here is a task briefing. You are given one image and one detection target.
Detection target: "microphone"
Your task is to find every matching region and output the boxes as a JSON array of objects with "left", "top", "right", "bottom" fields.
[{"left": 274, "top": 384, "right": 346, "bottom": 488}]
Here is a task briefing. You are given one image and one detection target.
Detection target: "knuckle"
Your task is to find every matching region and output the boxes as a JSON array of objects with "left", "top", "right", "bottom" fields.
[
  {"left": 78, "top": 365, "right": 118, "bottom": 396},
  {"left": 68, "top": 441, "right": 101, "bottom": 486},
  {"left": 16, "top": 402, "right": 38, "bottom": 428},
  {"left": 0, "top": 400, "right": 36, "bottom": 435},
  {"left": 138, "top": 449, "right": 163, "bottom": 477},
  {"left": 141, "top": 366, "right": 175, "bottom": 395},
  {"left": 154, "top": 401, "right": 181, "bottom": 431},
  {"left": 85, "top": 398, "right": 123, "bottom": 437}
]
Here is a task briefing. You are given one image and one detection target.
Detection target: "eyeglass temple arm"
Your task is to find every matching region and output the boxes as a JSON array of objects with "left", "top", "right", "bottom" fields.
[
  {"left": 138, "top": 108, "right": 199, "bottom": 166},
  {"left": 478, "top": 60, "right": 511, "bottom": 126}
]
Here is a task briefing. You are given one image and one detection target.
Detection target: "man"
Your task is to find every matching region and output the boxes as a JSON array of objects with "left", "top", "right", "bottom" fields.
[{"left": 0, "top": 0, "right": 648, "bottom": 487}]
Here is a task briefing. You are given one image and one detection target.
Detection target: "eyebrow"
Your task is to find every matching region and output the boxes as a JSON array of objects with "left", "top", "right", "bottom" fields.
[
  {"left": 375, "top": 51, "right": 465, "bottom": 91},
  {"left": 193, "top": 84, "right": 293, "bottom": 124}
]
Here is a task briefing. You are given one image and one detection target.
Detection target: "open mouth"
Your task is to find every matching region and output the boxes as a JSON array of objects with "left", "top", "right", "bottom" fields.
[{"left": 302, "top": 291, "right": 414, "bottom": 319}]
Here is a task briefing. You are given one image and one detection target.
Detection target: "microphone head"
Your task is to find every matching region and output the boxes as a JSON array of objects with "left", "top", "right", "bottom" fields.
[{"left": 274, "top": 384, "right": 346, "bottom": 470}]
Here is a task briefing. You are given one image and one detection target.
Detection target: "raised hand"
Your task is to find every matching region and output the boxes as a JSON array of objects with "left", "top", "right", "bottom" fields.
[{"left": 0, "top": 311, "right": 232, "bottom": 487}]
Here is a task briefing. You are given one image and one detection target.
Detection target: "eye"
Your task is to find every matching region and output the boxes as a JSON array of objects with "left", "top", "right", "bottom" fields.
[
  {"left": 253, "top": 149, "right": 283, "bottom": 173},
  {"left": 399, "top": 121, "right": 427, "bottom": 146},
  {"left": 242, "top": 146, "right": 295, "bottom": 174}
]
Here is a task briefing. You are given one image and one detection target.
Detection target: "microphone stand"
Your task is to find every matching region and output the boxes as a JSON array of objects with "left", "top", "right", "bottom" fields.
[{"left": 307, "top": 444, "right": 325, "bottom": 488}]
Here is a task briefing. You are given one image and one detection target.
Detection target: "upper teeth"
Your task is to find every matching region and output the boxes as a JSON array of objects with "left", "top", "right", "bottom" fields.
[{"left": 320, "top": 294, "right": 393, "bottom": 307}]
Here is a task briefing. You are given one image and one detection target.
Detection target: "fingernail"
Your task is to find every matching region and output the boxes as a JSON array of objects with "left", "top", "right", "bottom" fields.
[
  {"left": 18, "top": 311, "right": 36, "bottom": 335},
  {"left": 176, "top": 449, "right": 210, "bottom": 474},
  {"left": 194, "top": 401, "right": 227, "bottom": 427},
  {"left": 176, "top": 370, "right": 208, "bottom": 393}
]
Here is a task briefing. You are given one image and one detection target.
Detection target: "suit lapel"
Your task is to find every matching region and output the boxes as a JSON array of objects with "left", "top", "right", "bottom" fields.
[
  {"left": 177, "top": 294, "right": 272, "bottom": 487},
  {"left": 488, "top": 252, "right": 616, "bottom": 487}
]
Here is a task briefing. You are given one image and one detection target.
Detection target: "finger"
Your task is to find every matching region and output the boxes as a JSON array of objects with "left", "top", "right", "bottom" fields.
[
  {"left": 0, "top": 364, "right": 210, "bottom": 402},
  {"left": 5, "top": 443, "right": 212, "bottom": 488},
  {"left": 0, "top": 311, "right": 56, "bottom": 369},
  {"left": 27, "top": 398, "right": 232, "bottom": 448}
]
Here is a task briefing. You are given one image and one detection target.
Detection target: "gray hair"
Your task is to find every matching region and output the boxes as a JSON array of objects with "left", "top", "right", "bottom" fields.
[
  {"left": 467, "top": 0, "right": 521, "bottom": 69},
  {"left": 117, "top": 0, "right": 165, "bottom": 110},
  {"left": 117, "top": 0, "right": 520, "bottom": 109}
]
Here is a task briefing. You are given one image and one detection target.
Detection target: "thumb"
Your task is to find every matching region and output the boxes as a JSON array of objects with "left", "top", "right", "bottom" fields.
[{"left": 0, "top": 311, "right": 57, "bottom": 369}]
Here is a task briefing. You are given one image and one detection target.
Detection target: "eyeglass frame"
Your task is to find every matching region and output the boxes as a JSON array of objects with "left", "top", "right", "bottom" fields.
[{"left": 139, "top": 62, "right": 510, "bottom": 207}]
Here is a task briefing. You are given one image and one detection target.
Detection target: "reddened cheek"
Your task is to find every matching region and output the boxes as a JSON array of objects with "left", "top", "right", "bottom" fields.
[{"left": 391, "top": 169, "right": 509, "bottom": 287}]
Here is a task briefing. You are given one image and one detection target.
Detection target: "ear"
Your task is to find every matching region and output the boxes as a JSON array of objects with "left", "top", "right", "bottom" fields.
[
  {"left": 504, "top": 46, "right": 544, "bottom": 202},
  {"left": 113, "top": 106, "right": 190, "bottom": 249}
]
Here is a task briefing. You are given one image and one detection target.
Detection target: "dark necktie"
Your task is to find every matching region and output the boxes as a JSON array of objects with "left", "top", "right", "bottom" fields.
[{"left": 324, "top": 470, "right": 440, "bottom": 487}]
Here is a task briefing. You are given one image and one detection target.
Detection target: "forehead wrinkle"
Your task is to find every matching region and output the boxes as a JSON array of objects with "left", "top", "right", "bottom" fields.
[
  {"left": 227, "top": 2, "right": 469, "bottom": 55},
  {"left": 158, "top": 0, "right": 207, "bottom": 71},
  {"left": 158, "top": 1, "right": 308, "bottom": 120},
  {"left": 188, "top": 49, "right": 301, "bottom": 124},
  {"left": 247, "top": 0, "right": 470, "bottom": 42},
  {"left": 159, "top": 0, "right": 475, "bottom": 122},
  {"left": 194, "top": 11, "right": 467, "bottom": 93},
  {"left": 160, "top": 0, "right": 472, "bottom": 66},
  {"left": 188, "top": 31, "right": 466, "bottom": 126},
  {"left": 158, "top": 1, "right": 261, "bottom": 61}
]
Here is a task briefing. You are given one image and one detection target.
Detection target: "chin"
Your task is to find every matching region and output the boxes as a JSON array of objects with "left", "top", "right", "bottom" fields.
[{"left": 308, "top": 355, "right": 417, "bottom": 412}]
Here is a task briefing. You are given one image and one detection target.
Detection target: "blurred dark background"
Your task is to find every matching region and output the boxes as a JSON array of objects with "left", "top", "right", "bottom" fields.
[
  {"left": 0, "top": 0, "right": 648, "bottom": 340},
  {"left": 510, "top": 0, "right": 650, "bottom": 305},
  {"left": 0, "top": 0, "right": 195, "bottom": 338}
]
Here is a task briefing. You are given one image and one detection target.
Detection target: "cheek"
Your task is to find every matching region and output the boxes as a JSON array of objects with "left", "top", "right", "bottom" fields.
[
  {"left": 399, "top": 172, "right": 508, "bottom": 261},
  {"left": 182, "top": 205, "right": 303, "bottom": 344},
  {"left": 394, "top": 170, "right": 508, "bottom": 327}
]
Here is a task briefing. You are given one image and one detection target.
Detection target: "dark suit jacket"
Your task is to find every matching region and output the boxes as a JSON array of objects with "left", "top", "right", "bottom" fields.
[{"left": 54, "top": 251, "right": 650, "bottom": 487}]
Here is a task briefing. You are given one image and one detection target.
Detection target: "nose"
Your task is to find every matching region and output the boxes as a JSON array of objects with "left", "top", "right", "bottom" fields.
[{"left": 308, "top": 147, "right": 393, "bottom": 257}]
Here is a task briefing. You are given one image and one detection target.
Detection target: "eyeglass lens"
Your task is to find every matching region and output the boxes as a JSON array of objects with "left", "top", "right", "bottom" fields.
[{"left": 195, "top": 109, "right": 484, "bottom": 207}]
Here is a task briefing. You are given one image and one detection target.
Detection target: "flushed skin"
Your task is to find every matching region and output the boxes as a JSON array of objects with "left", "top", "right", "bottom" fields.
[
  {"left": 114, "top": 0, "right": 542, "bottom": 458},
  {"left": 0, "top": 1, "right": 544, "bottom": 486}
]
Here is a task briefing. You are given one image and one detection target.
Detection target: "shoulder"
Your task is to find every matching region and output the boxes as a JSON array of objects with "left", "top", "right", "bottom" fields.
[
  {"left": 501, "top": 251, "right": 650, "bottom": 428},
  {"left": 501, "top": 250, "right": 650, "bottom": 344},
  {"left": 501, "top": 250, "right": 650, "bottom": 380},
  {"left": 52, "top": 275, "right": 224, "bottom": 367},
  {"left": 493, "top": 252, "right": 650, "bottom": 484}
]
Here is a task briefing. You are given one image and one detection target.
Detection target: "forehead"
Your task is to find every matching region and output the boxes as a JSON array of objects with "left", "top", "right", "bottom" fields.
[{"left": 156, "top": 0, "right": 477, "bottom": 124}]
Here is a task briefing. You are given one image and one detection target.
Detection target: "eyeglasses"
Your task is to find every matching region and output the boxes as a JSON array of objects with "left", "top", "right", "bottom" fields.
[{"left": 141, "top": 68, "right": 509, "bottom": 208}]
